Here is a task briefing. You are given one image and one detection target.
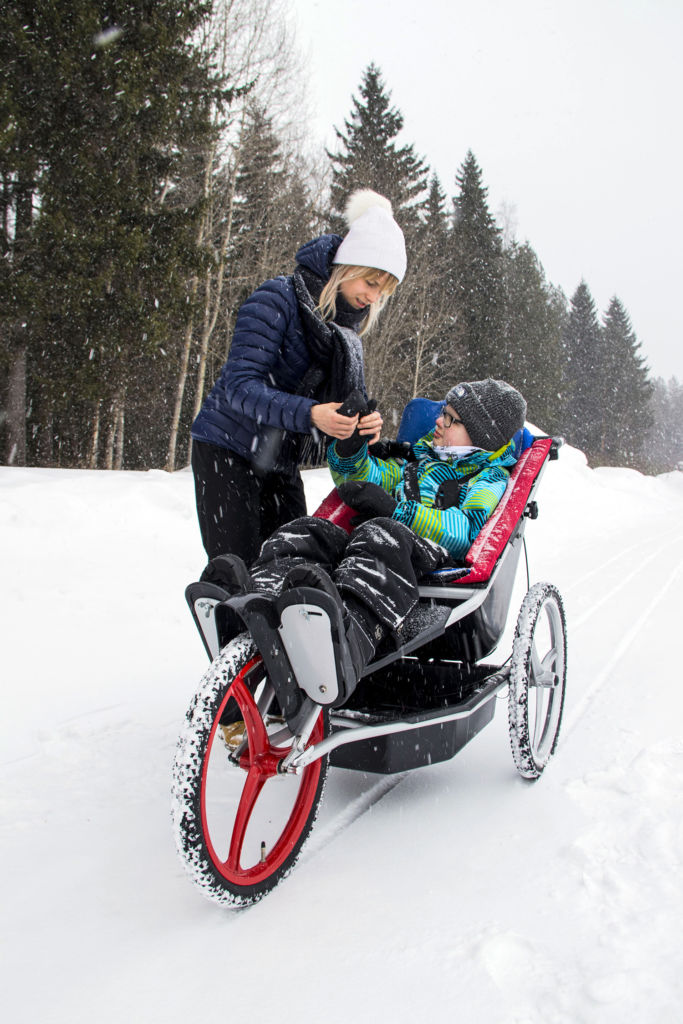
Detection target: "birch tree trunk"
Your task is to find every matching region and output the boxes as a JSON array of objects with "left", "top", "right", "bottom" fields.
[
  {"left": 104, "top": 389, "right": 126, "bottom": 470},
  {"left": 89, "top": 402, "right": 101, "bottom": 469},
  {"left": 114, "top": 398, "right": 125, "bottom": 470},
  {"left": 191, "top": 176, "right": 237, "bottom": 421},
  {"left": 104, "top": 408, "right": 115, "bottom": 470},
  {"left": 166, "top": 306, "right": 196, "bottom": 471},
  {"left": 4, "top": 181, "right": 34, "bottom": 466},
  {"left": 6, "top": 342, "right": 27, "bottom": 465}
]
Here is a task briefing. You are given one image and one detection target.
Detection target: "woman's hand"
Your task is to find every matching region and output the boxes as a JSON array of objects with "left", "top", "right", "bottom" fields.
[
  {"left": 310, "top": 402, "right": 359, "bottom": 440},
  {"left": 358, "top": 409, "right": 383, "bottom": 446}
]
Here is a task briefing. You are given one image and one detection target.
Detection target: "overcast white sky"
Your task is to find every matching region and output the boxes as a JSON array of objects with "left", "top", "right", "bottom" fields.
[{"left": 291, "top": 0, "right": 683, "bottom": 381}]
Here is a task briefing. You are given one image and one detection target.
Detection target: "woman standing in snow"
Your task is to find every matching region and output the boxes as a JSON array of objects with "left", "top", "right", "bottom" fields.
[{"left": 190, "top": 189, "right": 406, "bottom": 566}]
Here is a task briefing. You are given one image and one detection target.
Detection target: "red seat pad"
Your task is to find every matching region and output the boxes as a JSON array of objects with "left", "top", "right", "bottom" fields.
[
  {"left": 312, "top": 437, "right": 553, "bottom": 583},
  {"left": 312, "top": 490, "right": 356, "bottom": 533},
  {"left": 459, "top": 437, "right": 553, "bottom": 583}
]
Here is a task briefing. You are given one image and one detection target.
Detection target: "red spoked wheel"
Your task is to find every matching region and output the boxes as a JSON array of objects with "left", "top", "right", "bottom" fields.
[{"left": 172, "top": 634, "right": 327, "bottom": 907}]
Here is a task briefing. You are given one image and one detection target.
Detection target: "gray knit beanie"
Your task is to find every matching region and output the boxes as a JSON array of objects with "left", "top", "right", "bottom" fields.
[{"left": 445, "top": 379, "right": 527, "bottom": 450}]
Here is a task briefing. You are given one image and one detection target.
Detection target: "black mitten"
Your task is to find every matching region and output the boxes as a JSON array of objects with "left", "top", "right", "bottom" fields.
[
  {"left": 337, "top": 481, "right": 397, "bottom": 520},
  {"left": 335, "top": 390, "right": 377, "bottom": 458},
  {"left": 368, "top": 439, "right": 413, "bottom": 462},
  {"left": 434, "top": 479, "right": 463, "bottom": 510},
  {"left": 337, "top": 388, "right": 370, "bottom": 419}
]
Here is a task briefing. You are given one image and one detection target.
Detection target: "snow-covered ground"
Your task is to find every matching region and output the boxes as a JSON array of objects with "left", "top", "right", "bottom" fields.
[{"left": 2, "top": 446, "right": 683, "bottom": 1023}]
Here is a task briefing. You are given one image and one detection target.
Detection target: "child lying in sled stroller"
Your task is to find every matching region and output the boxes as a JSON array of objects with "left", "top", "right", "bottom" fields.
[{"left": 199, "top": 378, "right": 527, "bottom": 707}]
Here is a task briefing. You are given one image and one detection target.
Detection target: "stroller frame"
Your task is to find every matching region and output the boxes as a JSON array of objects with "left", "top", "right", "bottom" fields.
[
  {"left": 281, "top": 434, "right": 555, "bottom": 776},
  {"left": 173, "top": 416, "right": 567, "bottom": 907}
]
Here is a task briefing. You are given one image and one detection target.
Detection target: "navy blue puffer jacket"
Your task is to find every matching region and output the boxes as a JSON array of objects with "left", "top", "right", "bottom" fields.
[{"left": 191, "top": 233, "right": 360, "bottom": 473}]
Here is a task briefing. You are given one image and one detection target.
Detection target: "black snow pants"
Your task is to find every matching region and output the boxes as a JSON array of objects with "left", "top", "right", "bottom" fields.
[
  {"left": 191, "top": 439, "right": 307, "bottom": 563},
  {"left": 250, "top": 515, "right": 449, "bottom": 636}
]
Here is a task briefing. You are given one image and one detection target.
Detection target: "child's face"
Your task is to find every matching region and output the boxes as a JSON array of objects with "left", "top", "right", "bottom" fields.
[
  {"left": 434, "top": 404, "right": 474, "bottom": 448},
  {"left": 339, "top": 274, "right": 387, "bottom": 310}
]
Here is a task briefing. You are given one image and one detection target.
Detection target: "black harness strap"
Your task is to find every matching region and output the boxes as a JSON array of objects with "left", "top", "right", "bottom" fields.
[{"left": 402, "top": 461, "right": 422, "bottom": 502}]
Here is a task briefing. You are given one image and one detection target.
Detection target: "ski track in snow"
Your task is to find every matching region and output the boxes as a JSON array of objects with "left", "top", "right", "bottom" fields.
[
  {"left": 2, "top": 456, "right": 683, "bottom": 1023},
  {"left": 299, "top": 771, "right": 410, "bottom": 864},
  {"left": 569, "top": 528, "right": 683, "bottom": 631},
  {"left": 564, "top": 548, "right": 683, "bottom": 736}
]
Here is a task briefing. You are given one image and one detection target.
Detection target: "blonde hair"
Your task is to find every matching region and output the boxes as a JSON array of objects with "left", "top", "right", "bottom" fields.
[{"left": 317, "top": 265, "right": 398, "bottom": 336}]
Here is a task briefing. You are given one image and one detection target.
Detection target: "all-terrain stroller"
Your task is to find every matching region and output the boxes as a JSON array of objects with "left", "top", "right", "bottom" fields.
[{"left": 172, "top": 400, "right": 567, "bottom": 908}]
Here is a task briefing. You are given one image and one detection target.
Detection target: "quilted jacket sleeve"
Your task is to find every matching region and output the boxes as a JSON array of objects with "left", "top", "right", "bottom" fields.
[
  {"left": 328, "top": 440, "right": 404, "bottom": 493},
  {"left": 222, "top": 278, "right": 316, "bottom": 435}
]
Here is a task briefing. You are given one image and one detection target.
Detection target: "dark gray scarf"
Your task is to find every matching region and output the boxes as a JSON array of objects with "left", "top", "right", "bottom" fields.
[
  {"left": 293, "top": 267, "right": 366, "bottom": 403},
  {"left": 251, "top": 268, "right": 367, "bottom": 473}
]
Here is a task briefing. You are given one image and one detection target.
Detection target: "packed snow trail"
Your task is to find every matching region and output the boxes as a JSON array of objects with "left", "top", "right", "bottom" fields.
[
  {"left": 565, "top": 547, "right": 683, "bottom": 736},
  {"left": 299, "top": 771, "right": 410, "bottom": 864},
  {"left": 2, "top": 451, "right": 683, "bottom": 1024}
]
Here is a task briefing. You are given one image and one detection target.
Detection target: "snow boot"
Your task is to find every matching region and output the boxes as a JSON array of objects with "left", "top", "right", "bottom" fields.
[
  {"left": 184, "top": 553, "right": 256, "bottom": 665},
  {"left": 199, "top": 553, "right": 254, "bottom": 595},
  {"left": 279, "top": 562, "right": 379, "bottom": 706},
  {"left": 281, "top": 561, "right": 342, "bottom": 603}
]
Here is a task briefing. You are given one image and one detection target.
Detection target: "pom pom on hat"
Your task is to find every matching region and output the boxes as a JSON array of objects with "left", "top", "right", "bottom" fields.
[
  {"left": 343, "top": 189, "right": 393, "bottom": 224},
  {"left": 333, "top": 189, "right": 407, "bottom": 282}
]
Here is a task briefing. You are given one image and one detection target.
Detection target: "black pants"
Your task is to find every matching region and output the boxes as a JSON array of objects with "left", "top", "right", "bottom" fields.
[
  {"left": 251, "top": 515, "right": 448, "bottom": 634},
  {"left": 191, "top": 439, "right": 307, "bottom": 564}
]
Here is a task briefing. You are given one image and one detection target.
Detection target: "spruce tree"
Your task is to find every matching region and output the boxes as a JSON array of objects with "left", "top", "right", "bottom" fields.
[
  {"left": 501, "top": 242, "right": 565, "bottom": 433},
  {"left": 644, "top": 376, "right": 683, "bottom": 473},
  {"left": 327, "top": 65, "right": 429, "bottom": 421},
  {"left": 600, "top": 297, "right": 653, "bottom": 465},
  {"left": 421, "top": 174, "right": 451, "bottom": 272},
  {"left": 328, "top": 63, "right": 428, "bottom": 226},
  {"left": 0, "top": 2, "right": 52, "bottom": 464},
  {"left": 227, "top": 105, "right": 314, "bottom": 314},
  {"left": 401, "top": 174, "right": 455, "bottom": 400},
  {"left": 561, "top": 281, "right": 605, "bottom": 457},
  {"left": 1, "top": 0, "right": 220, "bottom": 467},
  {"left": 450, "top": 151, "right": 505, "bottom": 380},
  {"left": 226, "top": 106, "right": 290, "bottom": 310}
]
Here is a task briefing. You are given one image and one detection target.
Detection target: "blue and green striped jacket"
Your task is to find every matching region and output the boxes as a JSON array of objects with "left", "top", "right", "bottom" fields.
[{"left": 328, "top": 432, "right": 518, "bottom": 560}]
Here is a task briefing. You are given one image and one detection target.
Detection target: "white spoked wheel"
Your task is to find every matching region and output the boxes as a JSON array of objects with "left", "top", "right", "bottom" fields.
[
  {"left": 172, "top": 634, "right": 327, "bottom": 907},
  {"left": 508, "top": 582, "right": 567, "bottom": 779}
]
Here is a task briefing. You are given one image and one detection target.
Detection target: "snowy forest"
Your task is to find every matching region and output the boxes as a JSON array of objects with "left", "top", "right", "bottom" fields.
[{"left": 2, "top": 0, "right": 681, "bottom": 475}]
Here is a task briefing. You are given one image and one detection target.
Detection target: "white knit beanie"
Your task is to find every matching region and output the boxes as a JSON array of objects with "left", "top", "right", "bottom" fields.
[{"left": 332, "top": 189, "right": 407, "bottom": 282}]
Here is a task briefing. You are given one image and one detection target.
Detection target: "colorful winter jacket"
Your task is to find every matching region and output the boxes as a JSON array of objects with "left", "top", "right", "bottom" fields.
[
  {"left": 328, "top": 433, "right": 518, "bottom": 560},
  {"left": 191, "top": 234, "right": 356, "bottom": 473}
]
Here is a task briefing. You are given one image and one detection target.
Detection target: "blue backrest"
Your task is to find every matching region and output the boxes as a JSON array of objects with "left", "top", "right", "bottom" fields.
[
  {"left": 396, "top": 397, "right": 441, "bottom": 444},
  {"left": 395, "top": 396, "right": 534, "bottom": 456}
]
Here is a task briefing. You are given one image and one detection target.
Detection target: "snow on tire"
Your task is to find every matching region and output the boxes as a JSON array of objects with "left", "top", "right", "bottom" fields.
[
  {"left": 508, "top": 582, "right": 567, "bottom": 780},
  {"left": 171, "top": 633, "right": 327, "bottom": 907}
]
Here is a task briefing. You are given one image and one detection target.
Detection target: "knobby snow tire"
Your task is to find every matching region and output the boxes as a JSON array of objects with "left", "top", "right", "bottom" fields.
[{"left": 171, "top": 633, "right": 328, "bottom": 908}]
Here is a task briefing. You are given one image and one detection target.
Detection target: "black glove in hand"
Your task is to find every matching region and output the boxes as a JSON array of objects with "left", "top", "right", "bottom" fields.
[
  {"left": 335, "top": 390, "right": 377, "bottom": 458},
  {"left": 336, "top": 388, "right": 371, "bottom": 419},
  {"left": 337, "top": 481, "right": 397, "bottom": 520}
]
